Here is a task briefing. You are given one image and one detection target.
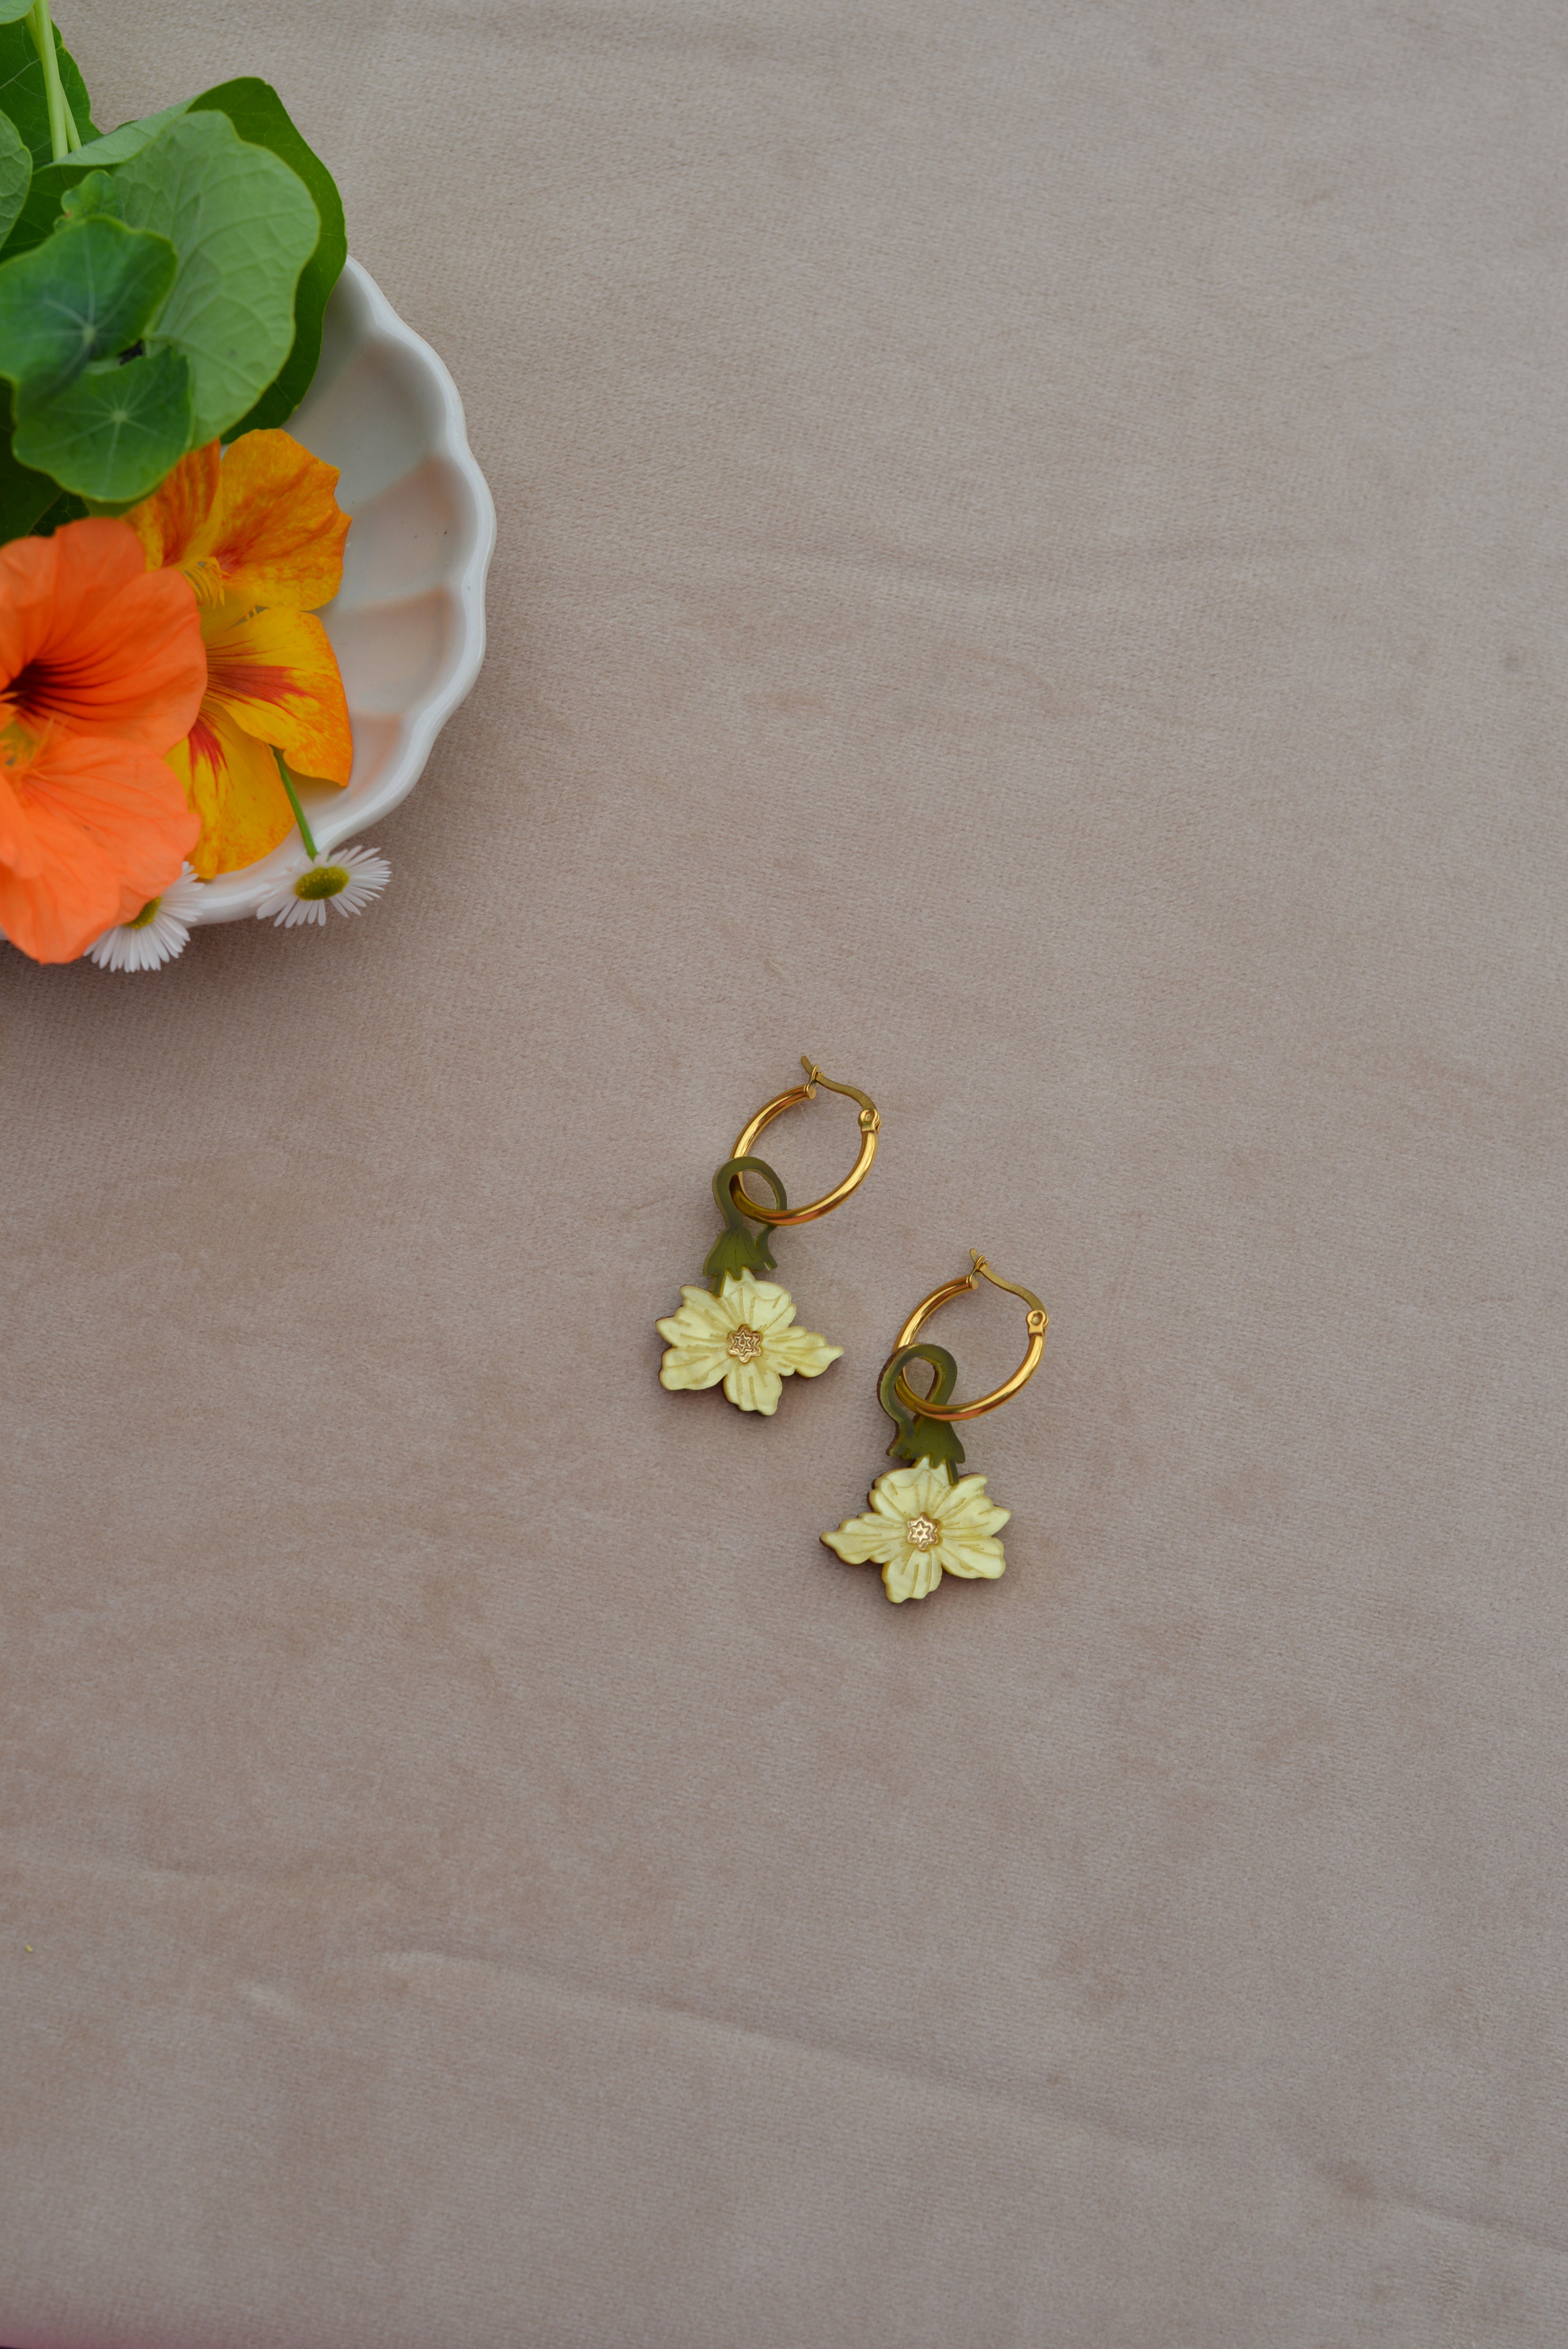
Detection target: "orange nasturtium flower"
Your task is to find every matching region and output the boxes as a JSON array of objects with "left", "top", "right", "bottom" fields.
[
  {"left": 0, "top": 520, "right": 205, "bottom": 964},
  {"left": 127, "top": 431, "right": 353, "bottom": 879}
]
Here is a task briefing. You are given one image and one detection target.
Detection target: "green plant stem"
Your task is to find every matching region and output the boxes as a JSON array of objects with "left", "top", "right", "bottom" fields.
[
  {"left": 274, "top": 750, "right": 318, "bottom": 859},
  {"left": 26, "top": 0, "right": 72, "bottom": 163}
]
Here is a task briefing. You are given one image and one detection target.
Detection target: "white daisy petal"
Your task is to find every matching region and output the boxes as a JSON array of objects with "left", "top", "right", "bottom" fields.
[
  {"left": 256, "top": 844, "right": 390, "bottom": 928},
  {"left": 87, "top": 864, "right": 203, "bottom": 972}
]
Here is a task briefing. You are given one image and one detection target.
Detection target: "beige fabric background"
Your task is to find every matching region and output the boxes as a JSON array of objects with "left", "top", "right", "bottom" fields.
[{"left": 3, "top": 2, "right": 1565, "bottom": 2343}]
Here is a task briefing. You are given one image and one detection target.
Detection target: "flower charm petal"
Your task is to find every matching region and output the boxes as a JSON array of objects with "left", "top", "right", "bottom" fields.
[
  {"left": 822, "top": 1458, "right": 1010, "bottom": 1603},
  {"left": 255, "top": 843, "right": 390, "bottom": 928},
  {"left": 657, "top": 1272, "right": 842, "bottom": 1415},
  {"left": 126, "top": 431, "right": 355, "bottom": 880},
  {"left": 88, "top": 864, "right": 204, "bottom": 972}
]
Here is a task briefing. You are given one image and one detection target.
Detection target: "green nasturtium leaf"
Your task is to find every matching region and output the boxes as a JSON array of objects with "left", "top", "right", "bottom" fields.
[
  {"left": 188, "top": 80, "right": 346, "bottom": 435},
  {"left": 58, "top": 169, "right": 123, "bottom": 224},
  {"left": 0, "top": 427, "right": 62, "bottom": 541},
  {"left": 13, "top": 343, "right": 192, "bottom": 502},
  {"left": 0, "top": 105, "right": 27, "bottom": 245},
  {"left": 0, "top": 214, "right": 177, "bottom": 410},
  {"left": 68, "top": 101, "right": 191, "bottom": 169},
  {"left": 114, "top": 110, "right": 319, "bottom": 448},
  {"left": 1, "top": 108, "right": 189, "bottom": 261},
  {"left": 0, "top": 2, "right": 37, "bottom": 24},
  {"left": 0, "top": 16, "right": 96, "bottom": 172},
  {"left": 28, "top": 484, "right": 88, "bottom": 533}
]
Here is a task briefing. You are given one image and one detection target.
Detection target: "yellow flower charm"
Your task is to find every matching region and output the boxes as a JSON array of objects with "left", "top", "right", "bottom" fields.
[
  {"left": 821, "top": 1458, "right": 1010, "bottom": 1603},
  {"left": 657, "top": 1272, "right": 842, "bottom": 1414}
]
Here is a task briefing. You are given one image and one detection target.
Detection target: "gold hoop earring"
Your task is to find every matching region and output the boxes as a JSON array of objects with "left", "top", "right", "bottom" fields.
[
  {"left": 821, "top": 1253, "right": 1048, "bottom": 1604},
  {"left": 656, "top": 1058, "right": 881, "bottom": 1418}
]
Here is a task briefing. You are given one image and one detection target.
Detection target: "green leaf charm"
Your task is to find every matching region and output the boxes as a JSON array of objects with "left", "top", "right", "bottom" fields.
[
  {"left": 0, "top": 214, "right": 177, "bottom": 409},
  {"left": 113, "top": 110, "right": 319, "bottom": 447},
  {"left": 878, "top": 1343, "right": 969, "bottom": 1483},
  {"left": 701, "top": 1156, "right": 785, "bottom": 1294},
  {"left": 188, "top": 81, "right": 345, "bottom": 436},
  {"left": 13, "top": 344, "right": 192, "bottom": 503},
  {"left": 0, "top": 107, "right": 28, "bottom": 247}
]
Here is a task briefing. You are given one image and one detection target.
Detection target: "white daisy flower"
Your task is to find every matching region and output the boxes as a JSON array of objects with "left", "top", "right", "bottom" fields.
[
  {"left": 657, "top": 1271, "right": 842, "bottom": 1415},
  {"left": 821, "top": 1457, "right": 1010, "bottom": 1603},
  {"left": 256, "top": 844, "right": 390, "bottom": 928},
  {"left": 87, "top": 865, "right": 204, "bottom": 972}
]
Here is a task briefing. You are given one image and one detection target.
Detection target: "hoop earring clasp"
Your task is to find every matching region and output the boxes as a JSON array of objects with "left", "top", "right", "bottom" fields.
[
  {"left": 892, "top": 1252, "right": 1048, "bottom": 1422},
  {"left": 727, "top": 1056, "right": 881, "bottom": 1227}
]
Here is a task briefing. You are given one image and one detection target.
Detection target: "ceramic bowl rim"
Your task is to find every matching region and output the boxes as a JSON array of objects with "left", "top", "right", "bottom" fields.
[{"left": 188, "top": 256, "right": 498, "bottom": 924}]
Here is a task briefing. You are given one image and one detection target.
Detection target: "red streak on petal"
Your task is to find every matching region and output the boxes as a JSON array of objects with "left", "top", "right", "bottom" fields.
[
  {"left": 187, "top": 713, "right": 225, "bottom": 777},
  {"left": 207, "top": 658, "right": 299, "bottom": 711}
]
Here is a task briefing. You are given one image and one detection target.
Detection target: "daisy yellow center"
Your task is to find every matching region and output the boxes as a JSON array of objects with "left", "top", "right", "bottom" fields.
[
  {"left": 727, "top": 1325, "right": 764, "bottom": 1363},
  {"left": 128, "top": 895, "right": 162, "bottom": 929},
  {"left": 295, "top": 865, "right": 349, "bottom": 901},
  {"left": 906, "top": 1514, "right": 940, "bottom": 1550}
]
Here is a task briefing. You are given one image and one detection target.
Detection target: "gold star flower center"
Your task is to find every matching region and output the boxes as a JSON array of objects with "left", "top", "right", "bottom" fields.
[
  {"left": 906, "top": 1514, "right": 940, "bottom": 1550},
  {"left": 726, "top": 1325, "right": 764, "bottom": 1363}
]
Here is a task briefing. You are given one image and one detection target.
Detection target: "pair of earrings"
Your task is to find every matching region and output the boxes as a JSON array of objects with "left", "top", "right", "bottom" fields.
[{"left": 656, "top": 1058, "right": 1049, "bottom": 1605}]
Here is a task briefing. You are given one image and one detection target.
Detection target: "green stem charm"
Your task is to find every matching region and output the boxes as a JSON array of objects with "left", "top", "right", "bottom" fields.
[
  {"left": 701, "top": 1156, "right": 786, "bottom": 1294},
  {"left": 878, "top": 1342, "right": 967, "bottom": 1483}
]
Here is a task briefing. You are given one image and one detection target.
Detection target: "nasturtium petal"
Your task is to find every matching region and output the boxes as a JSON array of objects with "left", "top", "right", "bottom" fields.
[
  {"left": 201, "top": 603, "right": 352, "bottom": 782},
  {"left": 0, "top": 216, "right": 177, "bottom": 410},
  {"left": 0, "top": 17, "right": 97, "bottom": 174},
  {"left": 0, "top": 107, "right": 28, "bottom": 247},
  {"left": 114, "top": 111, "right": 319, "bottom": 448},
  {"left": 129, "top": 428, "right": 348, "bottom": 609},
  {"left": 14, "top": 345, "right": 193, "bottom": 503},
  {"left": 170, "top": 695, "right": 297, "bottom": 879},
  {"left": 188, "top": 81, "right": 346, "bottom": 437},
  {"left": 123, "top": 438, "right": 219, "bottom": 572}
]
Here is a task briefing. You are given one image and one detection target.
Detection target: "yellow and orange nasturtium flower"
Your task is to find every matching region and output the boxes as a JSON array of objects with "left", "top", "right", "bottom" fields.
[
  {"left": 0, "top": 519, "right": 204, "bottom": 964},
  {"left": 126, "top": 430, "right": 353, "bottom": 879}
]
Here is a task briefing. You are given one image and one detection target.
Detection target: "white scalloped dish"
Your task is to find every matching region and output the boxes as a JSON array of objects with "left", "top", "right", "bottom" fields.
[{"left": 188, "top": 258, "right": 496, "bottom": 924}]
